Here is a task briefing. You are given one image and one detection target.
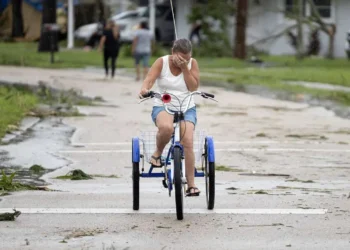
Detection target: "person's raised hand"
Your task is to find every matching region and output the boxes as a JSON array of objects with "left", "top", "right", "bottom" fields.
[{"left": 174, "top": 54, "right": 188, "bottom": 70}]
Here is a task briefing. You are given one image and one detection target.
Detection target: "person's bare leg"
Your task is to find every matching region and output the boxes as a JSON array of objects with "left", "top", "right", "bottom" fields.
[
  {"left": 150, "top": 111, "right": 174, "bottom": 166},
  {"left": 136, "top": 64, "right": 140, "bottom": 81},
  {"left": 180, "top": 121, "right": 198, "bottom": 193}
]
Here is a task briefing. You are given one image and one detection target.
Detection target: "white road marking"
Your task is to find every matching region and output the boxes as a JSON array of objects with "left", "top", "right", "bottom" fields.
[
  {"left": 0, "top": 208, "right": 327, "bottom": 215},
  {"left": 71, "top": 140, "right": 335, "bottom": 147},
  {"left": 59, "top": 148, "right": 350, "bottom": 154}
]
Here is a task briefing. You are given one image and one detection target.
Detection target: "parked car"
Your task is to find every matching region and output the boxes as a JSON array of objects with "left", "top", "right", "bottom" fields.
[
  {"left": 124, "top": 4, "right": 175, "bottom": 44},
  {"left": 74, "top": 9, "right": 141, "bottom": 45},
  {"left": 75, "top": 4, "right": 175, "bottom": 46}
]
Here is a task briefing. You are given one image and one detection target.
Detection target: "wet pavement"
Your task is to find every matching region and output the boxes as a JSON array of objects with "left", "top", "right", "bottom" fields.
[{"left": 0, "top": 66, "right": 350, "bottom": 250}]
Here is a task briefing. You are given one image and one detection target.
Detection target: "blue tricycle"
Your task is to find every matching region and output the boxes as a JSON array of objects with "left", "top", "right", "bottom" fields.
[{"left": 132, "top": 90, "right": 217, "bottom": 220}]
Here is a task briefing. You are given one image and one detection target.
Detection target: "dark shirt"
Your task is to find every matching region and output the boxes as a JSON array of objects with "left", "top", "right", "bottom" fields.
[{"left": 103, "top": 29, "right": 119, "bottom": 51}]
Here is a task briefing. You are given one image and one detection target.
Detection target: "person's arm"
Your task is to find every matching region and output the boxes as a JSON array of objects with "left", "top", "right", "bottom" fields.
[
  {"left": 139, "top": 58, "right": 163, "bottom": 97},
  {"left": 176, "top": 56, "right": 200, "bottom": 92},
  {"left": 132, "top": 37, "right": 138, "bottom": 55},
  {"left": 132, "top": 31, "right": 139, "bottom": 55},
  {"left": 112, "top": 25, "right": 119, "bottom": 40},
  {"left": 98, "top": 33, "right": 106, "bottom": 51}
]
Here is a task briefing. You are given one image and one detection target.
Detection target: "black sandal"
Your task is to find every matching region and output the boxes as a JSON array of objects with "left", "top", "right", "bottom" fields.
[
  {"left": 150, "top": 155, "right": 163, "bottom": 168},
  {"left": 186, "top": 187, "right": 200, "bottom": 197}
]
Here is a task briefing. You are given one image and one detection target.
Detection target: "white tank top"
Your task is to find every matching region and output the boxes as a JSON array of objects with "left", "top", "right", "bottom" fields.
[{"left": 154, "top": 55, "right": 195, "bottom": 111}]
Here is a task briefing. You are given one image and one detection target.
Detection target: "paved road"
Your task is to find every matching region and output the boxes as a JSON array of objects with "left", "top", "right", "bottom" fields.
[{"left": 0, "top": 66, "right": 350, "bottom": 250}]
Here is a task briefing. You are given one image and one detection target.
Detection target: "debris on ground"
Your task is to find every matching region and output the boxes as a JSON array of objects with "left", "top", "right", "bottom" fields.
[
  {"left": 254, "top": 190, "right": 269, "bottom": 194},
  {"left": 156, "top": 226, "right": 171, "bottom": 229},
  {"left": 239, "top": 173, "right": 290, "bottom": 177},
  {"left": 29, "top": 164, "right": 45, "bottom": 173},
  {"left": 0, "top": 170, "right": 49, "bottom": 191},
  {"left": 0, "top": 209, "right": 21, "bottom": 221},
  {"left": 216, "top": 165, "right": 244, "bottom": 172},
  {"left": 276, "top": 186, "right": 333, "bottom": 194},
  {"left": 62, "top": 228, "right": 104, "bottom": 242},
  {"left": 239, "top": 223, "right": 284, "bottom": 227},
  {"left": 255, "top": 133, "right": 268, "bottom": 137},
  {"left": 286, "top": 178, "right": 314, "bottom": 183},
  {"left": 91, "top": 174, "right": 118, "bottom": 179},
  {"left": 285, "top": 134, "right": 328, "bottom": 140},
  {"left": 217, "top": 111, "right": 247, "bottom": 116},
  {"left": 56, "top": 169, "right": 92, "bottom": 180}
]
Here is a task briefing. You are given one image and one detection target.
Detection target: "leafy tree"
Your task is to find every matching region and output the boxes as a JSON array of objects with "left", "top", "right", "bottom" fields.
[{"left": 187, "top": 0, "right": 235, "bottom": 57}]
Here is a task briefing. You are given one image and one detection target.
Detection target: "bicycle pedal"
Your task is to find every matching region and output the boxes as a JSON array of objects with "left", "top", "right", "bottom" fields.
[{"left": 162, "top": 180, "right": 168, "bottom": 188}]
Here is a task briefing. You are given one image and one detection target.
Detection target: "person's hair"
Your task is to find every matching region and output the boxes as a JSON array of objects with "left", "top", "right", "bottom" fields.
[
  {"left": 106, "top": 19, "right": 115, "bottom": 29},
  {"left": 172, "top": 38, "right": 192, "bottom": 54},
  {"left": 140, "top": 21, "right": 148, "bottom": 29}
]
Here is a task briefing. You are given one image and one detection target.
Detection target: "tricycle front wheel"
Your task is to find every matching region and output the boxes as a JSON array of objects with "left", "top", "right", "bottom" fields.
[
  {"left": 204, "top": 137, "right": 215, "bottom": 210},
  {"left": 132, "top": 137, "right": 140, "bottom": 210}
]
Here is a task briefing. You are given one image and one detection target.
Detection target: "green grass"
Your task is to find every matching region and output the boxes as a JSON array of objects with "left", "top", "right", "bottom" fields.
[
  {"left": 205, "top": 67, "right": 350, "bottom": 87},
  {"left": 0, "top": 86, "right": 38, "bottom": 138},
  {"left": 260, "top": 55, "right": 350, "bottom": 69},
  {"left": 0, "top": 42, "right": 247, "bottom": 69},
  {"left": 0, "top": 42, "right": 135, "bottom": 68}
]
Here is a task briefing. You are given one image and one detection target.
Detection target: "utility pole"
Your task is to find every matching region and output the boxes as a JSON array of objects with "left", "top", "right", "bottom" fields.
[
  {"left": 67, "top": 0, "right": 74, "bottom": 49},
  {"left": 149, "top": 0, "right": 155, "bottom": 37}
]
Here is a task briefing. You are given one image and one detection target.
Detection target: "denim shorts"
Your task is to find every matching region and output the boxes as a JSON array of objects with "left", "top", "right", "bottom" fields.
[
  {"left": 151, "top": 106, "right": 197, "bottom": 126},
  {"left": 134, "top": 53, "right": 150, "bottom": 67}
]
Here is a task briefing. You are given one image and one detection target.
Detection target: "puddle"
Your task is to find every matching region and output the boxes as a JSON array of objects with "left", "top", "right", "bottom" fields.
[{"left": 0, "top": 118, "right": 73, "bottom": 171}]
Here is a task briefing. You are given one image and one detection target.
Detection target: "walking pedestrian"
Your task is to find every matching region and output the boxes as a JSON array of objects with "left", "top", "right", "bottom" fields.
[
  {"left": 132, "top": 21, "right": 153, "bottom": 81},
  {"left": 99, "top": 20, "right": 120, "bottom": 79},
  {"left": 189, "top": 20, "right": 202, "bottom": 47}
]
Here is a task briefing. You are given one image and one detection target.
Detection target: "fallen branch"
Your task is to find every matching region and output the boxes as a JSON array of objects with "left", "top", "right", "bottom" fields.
[{"left": 249, "top": 24, "right": 297, "bottom": 47}]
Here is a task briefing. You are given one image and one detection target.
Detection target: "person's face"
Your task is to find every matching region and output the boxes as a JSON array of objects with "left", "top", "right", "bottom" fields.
[{"left": 172, "top": 50, "right": 191, "bottom": 65}]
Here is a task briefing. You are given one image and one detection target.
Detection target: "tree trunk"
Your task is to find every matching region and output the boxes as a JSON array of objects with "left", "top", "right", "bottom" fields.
[
  {"left": 306, "top": 0, "right": 335, "bottom": 59},
  {"left": 326, "top": 25, "right": 336, "bottom": 59},
  {"left": 234, "top": 0, "right": 248, "bottom": 59},
  {"left": 96, "top": 0, "right": 105, "bottom": 22},
  {"left": 296, "top": 0, "right": 304, "bottom": 60},
  {"left": 11, "top": 0, "right": 24, "bottom": 38},
  {"left": 38, "top": 0, "right": 57, "bottom": 52}
]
